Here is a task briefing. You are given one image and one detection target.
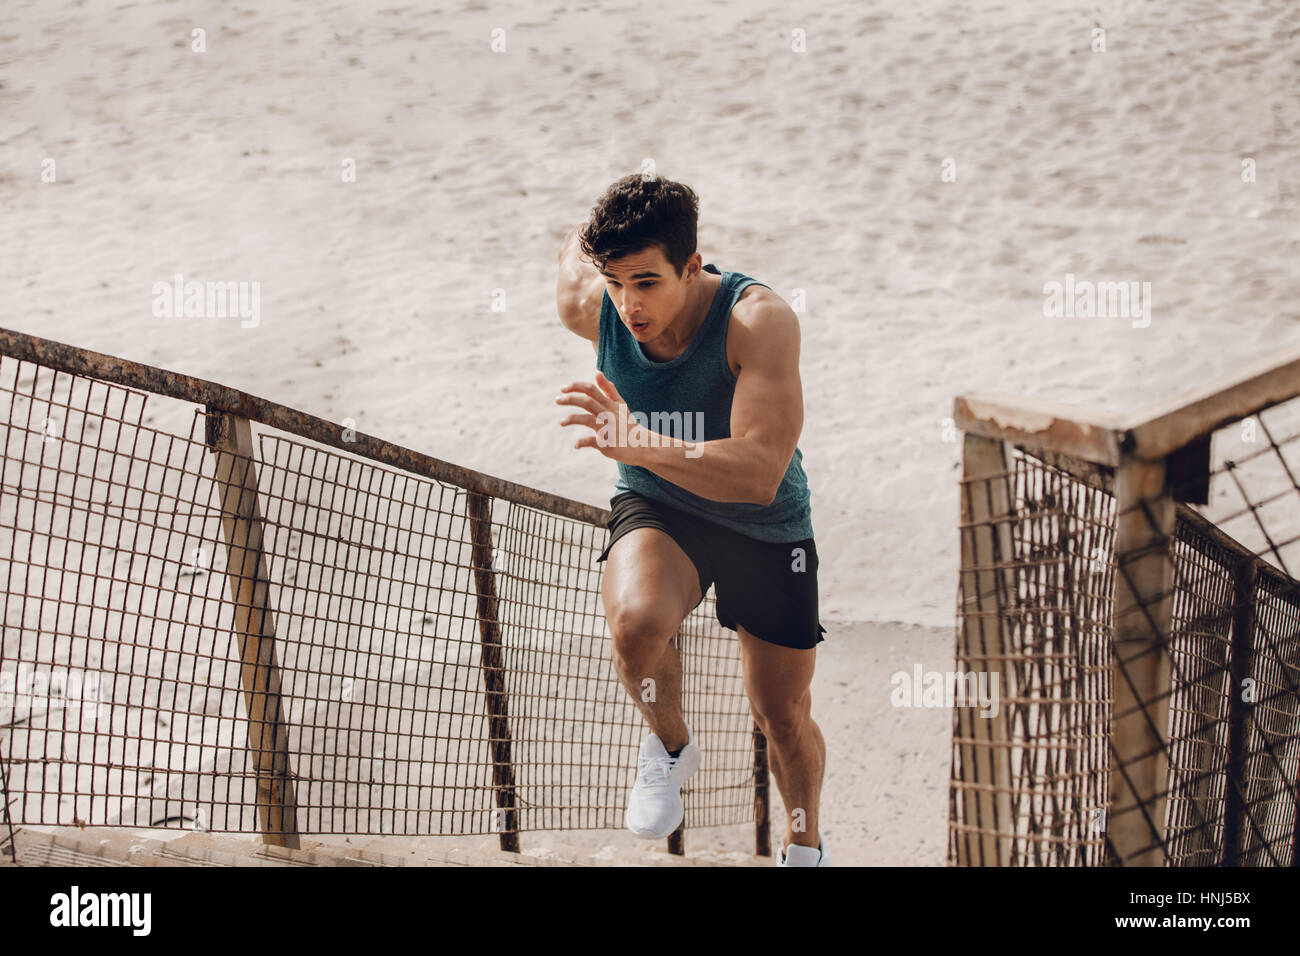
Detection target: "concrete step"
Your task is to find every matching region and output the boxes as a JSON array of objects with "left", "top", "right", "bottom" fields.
[{"left": 1, "top": 827, "right": 759, "bottom": 867}]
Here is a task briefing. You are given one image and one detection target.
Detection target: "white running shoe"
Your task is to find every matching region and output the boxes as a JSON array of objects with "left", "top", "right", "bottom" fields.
[
  {"left": 777, "top": 833, "right": 831, "bottom": 867},
  {"left": 624, "top": 727, "right": 702, "bottom": 838}
]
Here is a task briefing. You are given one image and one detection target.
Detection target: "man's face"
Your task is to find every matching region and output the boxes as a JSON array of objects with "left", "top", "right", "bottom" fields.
[{"left": 598, "top": 244, "right": 700, "bottom": 341}]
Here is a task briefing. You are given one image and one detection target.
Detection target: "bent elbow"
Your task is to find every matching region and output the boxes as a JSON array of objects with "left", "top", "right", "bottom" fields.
[{"left": 753, "top": 479, "right": 780, "bottom": 507}]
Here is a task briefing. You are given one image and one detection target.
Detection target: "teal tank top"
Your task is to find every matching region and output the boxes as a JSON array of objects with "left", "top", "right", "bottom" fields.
[{"left": 596, "top": 262, "right": 814, "bottom": 542}]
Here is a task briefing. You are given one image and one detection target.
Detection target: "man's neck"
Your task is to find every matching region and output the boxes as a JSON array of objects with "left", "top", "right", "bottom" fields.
[{"left": 655, "top": 268, "right": 718, "bottom": 357}]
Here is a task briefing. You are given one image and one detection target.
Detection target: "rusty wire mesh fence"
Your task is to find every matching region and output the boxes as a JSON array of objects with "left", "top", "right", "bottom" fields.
[
  {"left": 0, "top": 338, "right": 762, "bottom": 850},
  {"left": 950, "top": 444, "right": 1116, "bottom": 866},
  {"left": 950, "top": 394, "right": 1300, "bottom": 866}
]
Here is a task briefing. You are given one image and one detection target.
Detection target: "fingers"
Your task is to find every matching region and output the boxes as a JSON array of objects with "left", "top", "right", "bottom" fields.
[
  {"left": 567, "top": 420, "right": 607, "bottom": 453},
  {"left": 557, "top": 376, "right": 618, "bottom": 456},
  {"left": 560, "top": 374, "right": 619, "bottom": 399},
  {"left": 555, "top": 384, "right": 604, "bottom": 414},
  {"left": 558, "top": 412, "right": 600, "bottom": 429},
  {"left": 555, "top": 394, "right": 600, "bottom": 415},
  {"left": 594, "top": 370, "right": 620, "bottom": 398}
]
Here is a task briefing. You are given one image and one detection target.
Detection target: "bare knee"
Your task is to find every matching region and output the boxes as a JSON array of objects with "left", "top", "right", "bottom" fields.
[
  {"left": 752, "top": 692, "right": 811, "bottom": 745},
  {"left": 608, "top": 604, "right": 676, "bottom": 674}
]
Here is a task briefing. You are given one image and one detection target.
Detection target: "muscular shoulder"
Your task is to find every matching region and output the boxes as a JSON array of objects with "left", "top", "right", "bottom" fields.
[
  {"left": 725, "top": 283, "right": 800, "bottom": 376},
  {"left": 556, "top": 226, "right": 605, "bottom": 343}
]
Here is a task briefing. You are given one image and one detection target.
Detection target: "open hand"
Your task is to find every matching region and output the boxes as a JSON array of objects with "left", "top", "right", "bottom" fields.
[{"left": 555, "top": 371, "right": 648, "bottom": 463}]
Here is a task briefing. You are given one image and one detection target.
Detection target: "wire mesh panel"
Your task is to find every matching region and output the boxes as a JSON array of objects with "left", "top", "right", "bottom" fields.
[
  {"left": 950, "top": 441, "right": 1115, "bottom": 866},
  {"left": 1120, "top": 397, "right": 1300, "bottom": 867},
  {"left": 950, "top": 391, "right": 1300, "bottom": 867},
  {"left": 0, "top": 363, "right": 248, "bottom": 832},
  {"left": 243, "top": 431, "right": 501, "bottom": 836},
  {"left": 1240, "top": 569, "right": 1300, "bottom": 864},
  {"left": 1161, "top": 518, "right": 1235, "bottom": 866},
  {"left": 676, "top": 588, "right": 755, "bottom": 830},
  {"left": 0, "top": 348, "right": 760, "bottom": 846}
]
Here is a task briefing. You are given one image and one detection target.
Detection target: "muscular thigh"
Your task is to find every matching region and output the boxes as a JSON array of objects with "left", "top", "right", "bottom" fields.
[
  {"left": 738, "top": 624, "right": 816, "bottom": 724},
  {"left": 601, "top": 527, "right": 703, "bottom": 640}
]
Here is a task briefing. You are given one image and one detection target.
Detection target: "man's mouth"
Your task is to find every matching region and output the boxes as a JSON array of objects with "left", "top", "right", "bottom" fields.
[{"left": 630, "top": 321, "right": 648, "bottom": 332}]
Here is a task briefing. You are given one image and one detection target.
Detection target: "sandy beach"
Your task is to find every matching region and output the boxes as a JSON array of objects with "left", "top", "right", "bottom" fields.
[{"left": 2, "top": 0, "right": 1298, "bottom": 865}]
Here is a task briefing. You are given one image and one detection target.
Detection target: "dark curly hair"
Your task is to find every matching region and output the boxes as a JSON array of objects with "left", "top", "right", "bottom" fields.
[{"left": 578, "top": 174, "right": 699, "bottom": 278}]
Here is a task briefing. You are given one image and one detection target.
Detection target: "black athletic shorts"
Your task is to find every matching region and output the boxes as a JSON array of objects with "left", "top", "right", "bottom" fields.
[{"left": 596, "top": 491, "right": 827, "bottom": 650}]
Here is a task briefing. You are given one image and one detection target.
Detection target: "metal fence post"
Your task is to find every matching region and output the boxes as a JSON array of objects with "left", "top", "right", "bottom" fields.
[
  {"left": 952, "top": 434, "right": 1017, "bottom": 865},
  {"left": 754, "top": 721, "right": 772, "bottom": 857},
  {"left": 205, "top": 408, "right": 300, "bottom": 848},
  {"left": 466, "top": 491, "right": 521, "bottom": 852},
  {"left": 1109, "top": 454, "right": 1177, "bottom": 866},
  {"left": 1223, "top": 559, "right": 1258, "bottom": 865},
  {"left": 667, "top": 824, "right": 684, "bottom": 855}
]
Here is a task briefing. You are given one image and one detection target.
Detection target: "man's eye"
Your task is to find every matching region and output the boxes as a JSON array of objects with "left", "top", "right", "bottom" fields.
[{"left": 639, "top": 283, "right": 655, "bottom": 289}]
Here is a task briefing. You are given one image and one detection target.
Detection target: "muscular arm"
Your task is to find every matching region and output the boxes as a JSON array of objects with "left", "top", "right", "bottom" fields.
[
  {"left": 628, "top": 291, "right": 803, "bottom": 505},
  {"left": 556, "top": 224, "right": 604, "bottom": 350}
]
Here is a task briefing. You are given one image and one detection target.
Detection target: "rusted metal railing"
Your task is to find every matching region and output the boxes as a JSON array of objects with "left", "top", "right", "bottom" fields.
[
  {"left": 0, "top": 327, "right": 772, "bottom": 859},
  {"left": 949, "top": 346, "right": 1300, "bottom": 866}
]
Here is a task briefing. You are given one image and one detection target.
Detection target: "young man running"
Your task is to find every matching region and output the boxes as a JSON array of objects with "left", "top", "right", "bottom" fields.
[{"left": 554, "top": 174, "right": 829, "bottom": 867}]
